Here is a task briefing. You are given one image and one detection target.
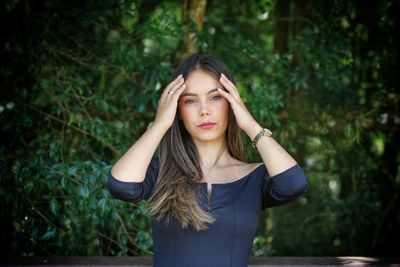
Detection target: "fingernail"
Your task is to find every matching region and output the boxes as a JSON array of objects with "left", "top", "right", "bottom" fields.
[
  {"left": 221, "top": 73, "right": 225, "bottom": 78},
  {"left": 178, "top": 74, "right": 182, "bottom": 78}
]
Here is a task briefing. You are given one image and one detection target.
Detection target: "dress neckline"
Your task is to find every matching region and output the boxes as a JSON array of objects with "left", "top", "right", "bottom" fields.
[{"left": 196, "top": 163, "right": 265, "bottom": 186}]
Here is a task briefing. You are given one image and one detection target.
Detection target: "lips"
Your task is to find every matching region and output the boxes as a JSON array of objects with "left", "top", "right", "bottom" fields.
[
  {"left": 198, "top": 122, "right": 216, "bottom": 127},
  {"left": 198, "top": 122, "right": 216, "bottom": 130}
]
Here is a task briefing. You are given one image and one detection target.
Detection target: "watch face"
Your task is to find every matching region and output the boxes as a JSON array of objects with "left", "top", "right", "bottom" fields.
[
  {"left": 253, "top": 129, "right": 272, "bottom": 148},
  {"left": 264, "top": 128, "right": 272, "bottom": 136}
]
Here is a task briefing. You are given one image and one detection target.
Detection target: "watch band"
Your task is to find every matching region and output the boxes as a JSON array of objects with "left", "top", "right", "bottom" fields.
[{"left": 252, "top": 128, "right": 273, "bottom": 150}]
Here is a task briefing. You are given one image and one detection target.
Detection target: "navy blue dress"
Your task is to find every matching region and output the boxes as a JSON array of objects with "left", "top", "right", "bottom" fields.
[{"left": 107, "top": 158, "right": 309, "bottom": 267}]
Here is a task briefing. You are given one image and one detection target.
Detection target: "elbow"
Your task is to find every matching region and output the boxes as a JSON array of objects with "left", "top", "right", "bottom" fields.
[
  {"left": 272, "top": 164, "right": 309, "bottom": 200},
  {"left": 287, "top": 166, "right": 309, "bottom": 199},
  {"left": 106, "top": 172, "right": 146, "bottom": 202},
  {"left": 273, "top": 179, "right": 308, "bottom": 201},
  {"left": 106, "top": 173, "right": 123, "bottom": 200},
  {"left": 110, "top": 166, "right": 126, "bottom": 181},
  {"left": 292, "top": 171, "right": 309, "bottom": 197}
]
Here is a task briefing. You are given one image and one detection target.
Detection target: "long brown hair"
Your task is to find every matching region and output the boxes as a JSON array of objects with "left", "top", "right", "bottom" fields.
[{"left": 147, "top": 53, "right": 245, "bottom": 231}]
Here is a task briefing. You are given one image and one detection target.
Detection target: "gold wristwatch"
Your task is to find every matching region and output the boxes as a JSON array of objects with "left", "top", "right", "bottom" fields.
[{"left": 252, "top": 128, "right": 273, "bottom": 150}]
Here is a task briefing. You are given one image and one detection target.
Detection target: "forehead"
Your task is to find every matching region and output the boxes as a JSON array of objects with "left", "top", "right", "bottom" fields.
[{"left": 183, "top": 69, "right": 221, "bottom": 94}]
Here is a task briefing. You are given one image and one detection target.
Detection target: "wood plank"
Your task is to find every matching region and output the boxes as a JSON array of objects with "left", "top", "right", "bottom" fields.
[{"left": 2, "top": 256, "right": 400, "bottom": 266}]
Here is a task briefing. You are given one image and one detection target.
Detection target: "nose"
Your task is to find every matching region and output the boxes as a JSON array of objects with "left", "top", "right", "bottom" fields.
[
  {"left": 201, "top": 111, "right": 209, "bottom": 117},
  {"left": 199, "top": 102, "right": 210, "bottom": 117}
]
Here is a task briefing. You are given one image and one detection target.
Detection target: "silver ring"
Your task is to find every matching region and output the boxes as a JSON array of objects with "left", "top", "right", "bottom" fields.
[{"left": 168, "top": 91, "right": 174, "bottom": 95}]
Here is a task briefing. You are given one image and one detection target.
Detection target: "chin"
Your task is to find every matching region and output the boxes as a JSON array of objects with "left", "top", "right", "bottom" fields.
[{"left": 190, "top": 131, "right": 224, "bottom": 143}]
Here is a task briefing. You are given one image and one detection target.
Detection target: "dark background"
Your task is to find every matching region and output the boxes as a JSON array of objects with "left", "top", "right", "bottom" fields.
[{"left": 1, "top": 0, "right": 399, "bottom": 257}]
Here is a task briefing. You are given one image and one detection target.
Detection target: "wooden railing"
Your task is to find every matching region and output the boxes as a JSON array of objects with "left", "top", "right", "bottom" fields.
[{"left": 3, "top": 256, "right": 400, "bottom": 266}]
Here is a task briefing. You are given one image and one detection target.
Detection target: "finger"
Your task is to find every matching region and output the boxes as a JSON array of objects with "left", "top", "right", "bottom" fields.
[
  {"left": 163, "top": 81, "right": 184, "bottom": 101},
  {"left": 220, "top": 73, "right": 236, "bottom": 88},
  {"left": 217, "top": 87, "right": 235, "bottom": 104},
  {"left": 172, "top": 83, "right": 186, "bottom": 100},
  {"left": 162, "top": 83, "right": 185, "bottom": 102},
  {"left": 165, "top": 74, "right": 183, "bottom": 91},
  {"left": 162, "top": 75, "right": 184, "bottom": 99},
  {"left": 163, "top": 75, "right": 183, "bottom": 97},
  {"left": 220, "top": 74, "right": 240, "bottom": 99},
  {"left": 219, "top": 74, "right": 241, "bottom": 100},
  {"left": 169, "top": 78, "right": 185, "bottom": 94}
]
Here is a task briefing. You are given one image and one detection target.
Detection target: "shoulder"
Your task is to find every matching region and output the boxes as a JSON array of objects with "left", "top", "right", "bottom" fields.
[
  {"left": 236, "top": 161, "right": 264, "bottom": 173},
  {"left": 250, "top": 162, "right": 264, "bottom": 169}
]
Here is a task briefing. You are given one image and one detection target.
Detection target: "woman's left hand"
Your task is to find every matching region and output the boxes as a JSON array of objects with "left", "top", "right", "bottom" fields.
[{"left": 218, "top": 73, "right": 259, "bottom": 133}]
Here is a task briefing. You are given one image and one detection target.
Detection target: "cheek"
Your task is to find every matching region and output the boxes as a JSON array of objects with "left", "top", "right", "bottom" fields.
[
  {"left": 217, "top": 99, "right": 229, "bottom": 116},
  {"left": 178, "top": 103, "right": 193, "bottom": 122}
]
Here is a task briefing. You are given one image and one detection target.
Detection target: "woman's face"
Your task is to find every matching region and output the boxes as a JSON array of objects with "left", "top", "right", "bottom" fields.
[{"left": 178, "top": 69, "right": 229, "bottom": 144}]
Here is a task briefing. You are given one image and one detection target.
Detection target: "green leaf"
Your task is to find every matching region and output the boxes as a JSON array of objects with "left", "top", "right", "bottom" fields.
[
  {"left": 50, "top": 199, "right": 58, "bottom": 215},
  {"left": 99, "top": 198, "right": 107, "bottom": 213},
  {"left": 79, "top": 187, "right": 90, "bottom": 198},
  {"left": 68, "top": 166, "right": 77, "bottom": 175},
  {"left": 41, "top": 228, "right": 56, "bottom": 240},
  {"left": 61, "top": 176, "right": 67, "bottom": 188}
]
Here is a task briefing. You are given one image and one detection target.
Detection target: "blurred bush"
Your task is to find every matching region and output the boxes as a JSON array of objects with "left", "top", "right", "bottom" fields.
[{"left": 1, "top": 0, "right": 399, "bottom": 257}]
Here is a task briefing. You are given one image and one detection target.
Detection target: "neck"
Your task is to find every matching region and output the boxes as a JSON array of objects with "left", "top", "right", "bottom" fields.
[{"left": 193, "top": 138, "right": 232, "bottom": 168}]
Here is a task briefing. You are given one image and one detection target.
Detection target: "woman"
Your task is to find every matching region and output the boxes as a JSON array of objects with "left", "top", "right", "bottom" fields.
[{"left": 107, "top": 53, "right": 309, "bottom": 267}]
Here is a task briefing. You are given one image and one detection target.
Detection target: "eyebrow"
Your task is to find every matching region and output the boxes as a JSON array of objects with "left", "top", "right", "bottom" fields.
[{"left": 180, "top": 88, "right": 219, "bottom": 97}]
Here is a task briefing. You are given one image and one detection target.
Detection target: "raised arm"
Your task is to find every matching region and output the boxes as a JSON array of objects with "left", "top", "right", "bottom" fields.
[
  {"left": 109, "top": 74, "right": 186, "bottom": 182},
  {"left": 216, "top": 73, "right": 309, "bottom": 208},
  {"left": 110, "top": 122, "right": 167, "bottom": 182},
  {"left": 107, "top": 74, "right": 187, "bottom": 202},
  {"left": 217, "top": 73, "right": 302, "bottom": 176}
]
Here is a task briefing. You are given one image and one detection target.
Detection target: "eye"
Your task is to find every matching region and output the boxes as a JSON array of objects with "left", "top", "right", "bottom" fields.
[
  {"left": 184, "top": 99, "right": 196, "bottom": 104},
  {"left": 211, "top": 95, "right": 222, "bottom": 101}
]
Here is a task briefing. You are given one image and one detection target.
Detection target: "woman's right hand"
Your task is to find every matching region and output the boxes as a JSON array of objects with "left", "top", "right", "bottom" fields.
[{"left": 153, "top": 74, "right": 186, "bottom": 129}]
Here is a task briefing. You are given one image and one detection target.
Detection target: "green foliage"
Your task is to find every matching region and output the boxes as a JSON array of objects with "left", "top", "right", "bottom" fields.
[{"left": 1, "top": 0, "right": 399, "bottom": 257}]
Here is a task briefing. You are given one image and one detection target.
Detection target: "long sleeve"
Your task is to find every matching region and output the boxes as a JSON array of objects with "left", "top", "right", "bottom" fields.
[
  {"left": 107, "top": 157, "right": 159, "bottom": 202},
  {"left": 261, "top": 163, "right": 309, "bottom": 209}
]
